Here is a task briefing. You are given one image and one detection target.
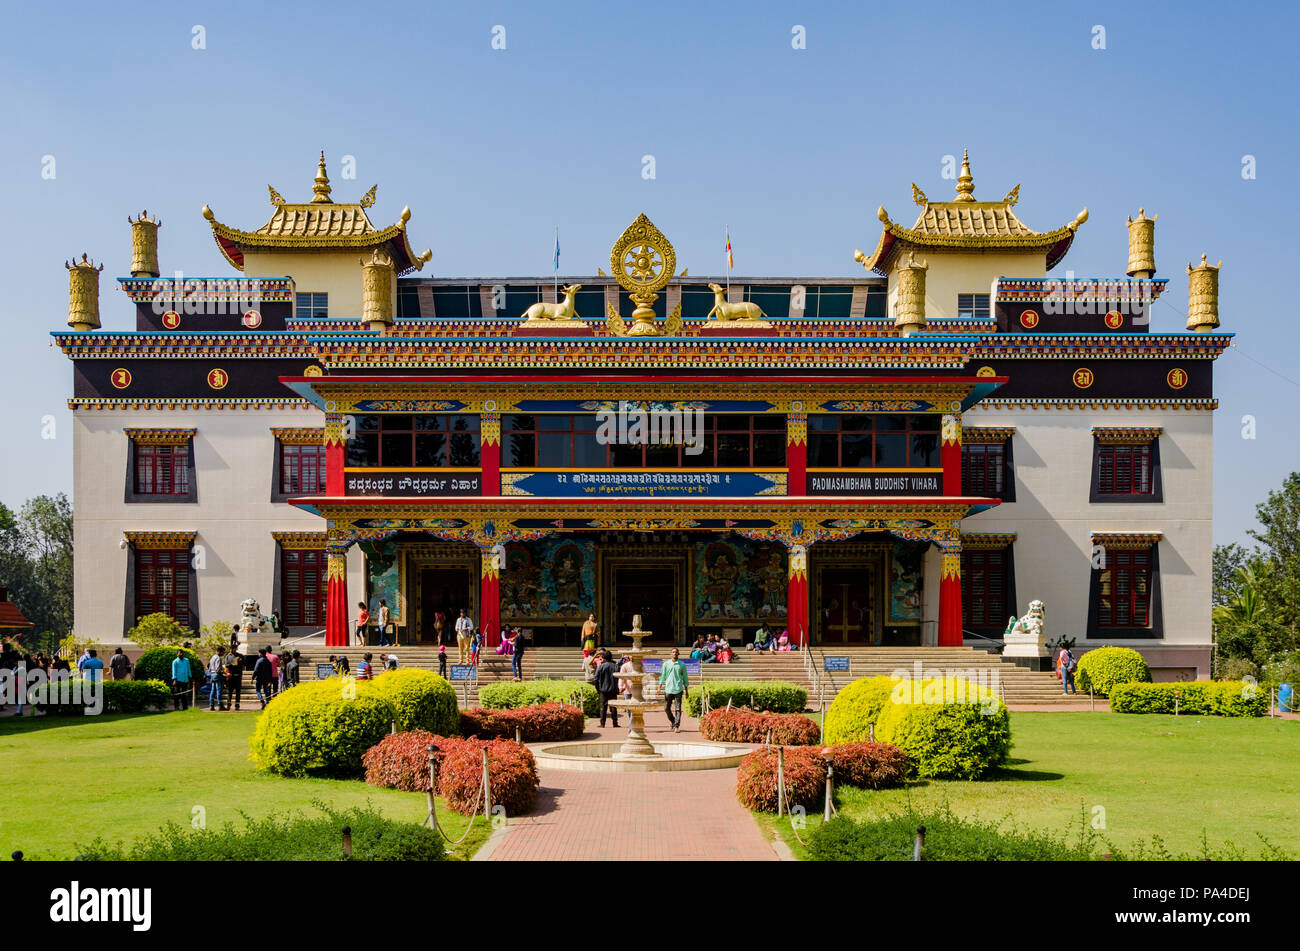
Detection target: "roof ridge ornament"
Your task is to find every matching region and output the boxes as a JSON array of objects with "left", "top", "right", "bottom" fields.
[
  {"left": 359, "top": 185, "right": 378, "bottom": 209},
  {"left": 911, "top": 183, "right": 929, "bottom": 206},
  {"left": 1002, "top": 184, "right": 1020, "bottom": 206},
  {"left": 268, "top": 185, "right": 286, "bottom": 206},
  {"left": 311, "top": 150, "right": 332, "bottom": 204},
  {"left": 954, "top": 149, "right": 975, "bottom": 202}
]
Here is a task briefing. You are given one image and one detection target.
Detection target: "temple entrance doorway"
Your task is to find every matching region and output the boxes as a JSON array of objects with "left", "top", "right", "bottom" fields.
[
  {"left": 815, "top": 560, "right": 883, "bottom": 644},
  {"left": 608, "top": 562, "right": 680, "bottom": 645},
  {"left": 416, "top": 566, "right": 471, "bottom": 644}
]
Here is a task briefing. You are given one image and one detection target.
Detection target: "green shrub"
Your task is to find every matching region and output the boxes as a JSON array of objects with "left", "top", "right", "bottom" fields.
[
  {"left": 78, "top": 803, "right": 445, "bottom": 861},
  {"left": 127, "top": 612, "right": 194, "bottom": 648},
  {"left": 736, "top": 747, "right": 825, "bottom": 812},
  {"left": 479, "top": 680, "right": 598, "bottom": 717},
  {"left": 1214, "top": 655, "right": 1260, "bottom": 682},
  {"left": 1109, "top": 680, "right": 1266, "bottom": 717},
  {"left": 823, "top": 676, "right": 897, "bottom": 743},
  {"left": 362, "top": 669, "right": 458, "bottom": 736},
  {"left": 828, "top": 742, "right": 909, "bottom": 790},
  {"left": 700, "top": 708, "right": 820, "bottom": 745},
  {"left": 686, "top": 681, "right": 807, "bottom": 717},
  {"left": 874, "top": 677, "right": 1010, "bottom": 780},
  {"left": 133, "top": 645, "right": 203, "bottom": 685},
  {"left": 1074, "top": 646, "right": 1151, "bottom": 696},
  {"left": 249, "top": 679, "right": 397, "bottom": 777},
  {"left": 100, "top": 679, "right": 171, "bottom": 713}
]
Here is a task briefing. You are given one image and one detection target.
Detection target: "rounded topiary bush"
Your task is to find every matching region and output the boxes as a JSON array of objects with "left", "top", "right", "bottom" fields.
[
  {"left": 823, "top": 676, "right": 898, "bottom": 743},
  {"left": 700, "top": 708, "right": 821, "bottom": 745},
  {"left": 363, "top": 729, "right": 440, "bottom": 792},
  {"left": 827, "top": 742, "right": 909, "bottom": 790},
  {"left": 874, "top": 677, "right": 1010, "bottom": 780},
  {"left": 101, "top": 679, "right": 171, "bottom": 713},
  {"left": 1075, "top": 646, "right": 1151, "bottom": 696},
  {"left": 479, "top": 680, "right": 599, "bottom": 718},
  {"left": 436, "top": 737, "right": 539, "bottom": 816},
  {"left": 459, "top": 703, "right": 584, "bottom": 741},
  {"left": 686, "top": 681, "right": 806, "bottom": 717},
  {"left": 250, "top": 679, "right": 397, "bottom": 778},
  {"left": 362, "top": 669, "right": 458, "bottom": 736},
  {"left": 736, "top": 746, "right": 825, "bottom": 812},
  {"left": 133, "top": 646, "right": 203, "bottom": 684}
]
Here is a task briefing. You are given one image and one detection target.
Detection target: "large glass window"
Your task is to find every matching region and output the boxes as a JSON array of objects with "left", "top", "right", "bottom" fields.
[
  {"left": 503, "top": 414, "right": 785, "bottom": 468},
  {"left": 295, "top": 292, "right": 328, "bottom": 319},
  {"left": 808, "top": 415, "right": 941, "bottom": 468},
  {"left": 957, "top": 293, "right": 991, "bottom": 320},
  {"left": 346, "top": 415, "right": 481, "bottom": 468}
]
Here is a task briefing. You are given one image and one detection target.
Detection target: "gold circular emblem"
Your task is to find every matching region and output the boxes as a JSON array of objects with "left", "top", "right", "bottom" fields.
[
  {"left": 110, "top": 368, "right": 132, "bottom": 389},
  {"left": 1072, "top": 367, "right": 1094, "bottom": 389},
  {"left": 161, "top": 311, "right": 181, "bottom": 329},
  {"left": 303, "top": 365, "right": 324, "bottom": 378},
  {"left": 610, "top": 213, "right": 675, "bottom": 295},
  {"left": 242, "top": 310, "right": 262, "bottom": 329},
  {"left": 976, "top": 366, "right": 996, "bottom": 378},
  {"left": 1167, "top": 367, "right": 1188, "bottom": 389},
  {"left": 207, "top": 368, "right": 229, "bottom": 390},
  {"left": 1104, "top": 310, "right": 1123, "bottom": 329},
  {"left": 1019, "top": 309, "right": 1039, "bottom": 329}
]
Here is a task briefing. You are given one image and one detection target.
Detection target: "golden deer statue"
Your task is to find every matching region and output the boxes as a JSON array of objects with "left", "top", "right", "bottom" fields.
[
  {"left": 706, "top": 283, "right": 765, "bottom": 321},
  {"left": 522, "top": 284, "right": 582, "bottom": 322}
]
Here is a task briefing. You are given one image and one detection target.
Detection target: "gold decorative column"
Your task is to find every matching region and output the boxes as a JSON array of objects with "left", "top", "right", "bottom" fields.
[
  {"left": 129, "top": 211, "right": 161, "bottom": 279},
  {"left": 610, "top": 213, "right": 675, "bottom": 337},
  {"left": 1126, "top": 208, "right": 1156, "bottom": 279},
  {"left": 66, "top": 253, "right": 104, "bottom": 332},
  {"left": 1186, "top": 254, "right": 1221, "bottom": 332},
  {"left": 361, "top": 248, "right": 396, "bottom": 332},
  {"left": 894, "top": 251, "right": 927, "bottom": 336}
]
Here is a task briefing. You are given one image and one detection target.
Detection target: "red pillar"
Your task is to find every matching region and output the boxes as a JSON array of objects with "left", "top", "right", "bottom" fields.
[
  {"left": 941, "top": 413, "right": 962, "bottom": 496},
  {"left": 478, "top": 543, "right": 501, "bottom": 649},
  {"left": 325, "top": 414, "right": 345, "bottom": 496},
  {"left": 937, "top": 541, "right": 963, "bottom": 646},
  {"left": 480, "top": 412, "right": 500, "bottom": 496},
  {"left": 787, "top": 411, "right": 807, "bottom": 496},
  {"left": 326, "top": 546, "right": 349, "bottom": 647},
  {"left": 787, "top": 544, "right": 810, "bottom": 646}
]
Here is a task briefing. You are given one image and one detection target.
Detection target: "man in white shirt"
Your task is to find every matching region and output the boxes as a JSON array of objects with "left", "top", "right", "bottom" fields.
[
  {"left": 377, "top": 599, "right": 392, "bottom": 647},
  {"left": 455, "top": 609, "right": 474, "bottom": 664}
]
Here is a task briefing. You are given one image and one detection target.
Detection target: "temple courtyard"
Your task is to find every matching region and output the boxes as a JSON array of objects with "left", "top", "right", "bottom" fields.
[{"left": 2, "top": 708, "right": 1296, "bottom": 861}]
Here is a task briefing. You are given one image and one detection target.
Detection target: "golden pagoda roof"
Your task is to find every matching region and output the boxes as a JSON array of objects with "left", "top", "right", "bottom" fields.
[
  {"left": 857, "top": 151, "right": 1088, "bottom": 273},
  {"left": 202, "top": 152, "right": 432, "bottom": 274}
]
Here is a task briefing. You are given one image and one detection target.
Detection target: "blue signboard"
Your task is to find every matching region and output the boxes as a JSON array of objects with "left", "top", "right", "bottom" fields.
[
  {"left": 503, "top": 470, "right": 785, "bottom": 498},
  {"left": 449, "top": 665, "right": 477, "bottom": 682},
  {"left": 683, "top": 659, "right": 701, "bottom": 675},
  {"left": 316, "top": 664, "right": 335, "bottom": 680},
  {"left": 823, "top": 656, "right": 851, "bottom": 673},
  {"left": 641, "top": 659, "right": 663, "bottom": 675}
]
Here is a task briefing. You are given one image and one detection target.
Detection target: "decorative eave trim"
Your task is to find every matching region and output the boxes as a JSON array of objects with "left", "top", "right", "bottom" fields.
[
  {"left": 125, "top": 531, "right": 197, "bottom": 550},
  {"left": 963, "top": 426, "right": 1016, "bottom": 444},
  {"left": 863, "top": 214, "right": 1082, "bottom": 273},
  {"left": 118, "top": 277, "right": 295, "bottom": 304},
  {"left": 995, "top": 278, "right": 1168, "bottom": 302},
  {"left": 961, "top": 532, "right": 1017, "bottom": 550},
  {"left": 123, "top": 427, "right": 196, "bottom": 446},
  {"left": 972, "top": 334, "right": 1231, "bottom": 358},
  {"left": 1092, "top": 426, "right": 1163, "bottom": 444},
  {"left": 1091, "top": 531, "right": 1163, "bottom": 550},
  {"left": 69, "top": 398, "right": 313, "bottom": 411},
  {"left": 271, "top": 427, "right": 325, "bottom": 445},
  {"left": 972, "top": 398, "right": 1217, "bottom": 411},
  {"left": 55, "top": 333, "right": 317, "bottom": 358},
  {"left": 271, "top": 531, "right": 328, "bottom": 550},
  {"left": 207, "top": 218, "right": 428, "bottom": 275}
]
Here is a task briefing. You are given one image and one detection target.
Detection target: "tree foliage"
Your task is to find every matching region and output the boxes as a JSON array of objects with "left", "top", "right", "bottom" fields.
[{"left": 0, "top": 493, "right": 73, "bottom": 653}]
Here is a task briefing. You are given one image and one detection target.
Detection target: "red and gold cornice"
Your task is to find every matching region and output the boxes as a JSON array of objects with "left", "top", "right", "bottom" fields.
[
  {"left": 125, "top": 531, "right": 197, "bottom": 550},
  {"left": 1091, "top": 532, "right": 1163, "bottom": 550},
  {"left": 963, "top": 426, "right": 1016, "bottom": 444},
  {"left": 271, "top": 531, "right": 328, "bottom": 550},
  {"left": 1092, "top": 426, "right": 1163, "bottom": 444},
  {"left": 961, "top": 532, "right": 1017, "bottom": 550},
  {"left": 972, "top": 398, "right": 1216, "bottom": 411},
  {"left": 69, "top": 398, "right": 312, "bottom": 411},
  {"left": 271, "top": 427, "right": 324, "bottom": 445},
  {"left": 55, "top": 333, "right": 316, "bottom": 358},
  {"left": 123, "top": 427, "right": 195, "bottom": 445}
]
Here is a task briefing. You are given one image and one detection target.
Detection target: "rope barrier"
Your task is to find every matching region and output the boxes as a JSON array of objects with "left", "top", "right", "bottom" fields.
[{"left": 424, "top": 745, "right": 492, "bottom": 846}]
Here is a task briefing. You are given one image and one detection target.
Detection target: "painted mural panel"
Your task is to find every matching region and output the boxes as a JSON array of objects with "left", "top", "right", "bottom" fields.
[
  {"left": 362, "top": 539, "right": 402, "bottom": 622},
  {"left": 890, "top": 543, "right": 923, "bottom": 621},
  {"left": 501, "top": 537, "right": 597, "bottom": 621},
  {"left": 692, "top": 536, "right": 787, "bottom": 622}
]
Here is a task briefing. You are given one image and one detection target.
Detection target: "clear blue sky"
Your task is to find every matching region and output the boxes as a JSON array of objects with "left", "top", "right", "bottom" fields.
[{"left": 1, "top": 0, "right": 1294, "bottom": 547}]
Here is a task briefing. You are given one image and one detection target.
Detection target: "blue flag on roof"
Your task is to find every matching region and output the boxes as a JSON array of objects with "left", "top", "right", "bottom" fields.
[{"left": 553, "top": 229, "right": 560, "bottom": 272}]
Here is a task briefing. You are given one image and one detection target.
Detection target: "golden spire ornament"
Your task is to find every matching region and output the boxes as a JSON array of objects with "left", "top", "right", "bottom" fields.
[
  {"left": 311, "top": 150, "right": 332, "bottom": 204},
  {"left": 954, "top": 149, "right": 975, "bottom": 202},
  {"left": 610, "top": 213, "right": 675, "bottom": 337}
]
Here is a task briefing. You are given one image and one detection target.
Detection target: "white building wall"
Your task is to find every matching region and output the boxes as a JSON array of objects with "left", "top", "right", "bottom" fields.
[{"left": 72, "top": 407, "right": 352, "bottom": 643}]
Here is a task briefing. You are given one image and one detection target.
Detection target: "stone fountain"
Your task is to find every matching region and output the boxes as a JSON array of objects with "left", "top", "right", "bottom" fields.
[{"left": 607, "top": 615, "right": 662, "bottom": 761}]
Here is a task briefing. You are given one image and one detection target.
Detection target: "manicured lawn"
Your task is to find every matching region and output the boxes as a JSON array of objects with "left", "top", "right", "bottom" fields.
[
  {"left": 761, "top": 711, "right": 1300, "bottom": 859},
  {"left": 0, "top": 710, "right": 491, "bottom": 860}
]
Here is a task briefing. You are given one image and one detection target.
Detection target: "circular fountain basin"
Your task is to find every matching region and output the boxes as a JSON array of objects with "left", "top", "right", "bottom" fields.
[{"left": 532, "top": 740, "right": 751, "bottom": 772}]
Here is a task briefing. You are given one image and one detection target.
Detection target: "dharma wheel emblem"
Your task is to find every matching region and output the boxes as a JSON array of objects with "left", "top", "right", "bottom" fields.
[{"left": 610, "top": 213, "right": 676, "bottom": 337}]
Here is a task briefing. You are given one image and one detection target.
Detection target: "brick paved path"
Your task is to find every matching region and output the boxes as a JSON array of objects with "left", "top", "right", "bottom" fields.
[{"left": 486, "top": 717, "right": 779, "bottom": 861}]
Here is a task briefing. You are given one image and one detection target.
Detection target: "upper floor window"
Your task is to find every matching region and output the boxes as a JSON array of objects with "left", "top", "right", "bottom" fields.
[
  {"left": 126, "top": 429, "right": 197, "bottom": 502},
  {"left": 281, "top": 443, "right": 327, "bottom": 494},
  {"left": 346, "top": 414, "right": 481, "bottom": 468},
  {"left": 808, "top": 415, "right": 940, "bottom": 469},
  {"left": 1090, "top": 429, "right": 1162, "bottom": 502},
  {"left": 957, "top": 293, "right": 990, "bottom": 320},
  {"left": 961, "top": 428, "right": 1016, "bottom": 501},
  {"left": 295, "top": 292, "right": 328, "bottom": 319},
  {"left": 502, "top": 413, "right": 785, "bottom": 468}
]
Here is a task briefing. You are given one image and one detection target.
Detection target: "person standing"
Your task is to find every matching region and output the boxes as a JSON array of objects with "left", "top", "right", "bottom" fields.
[
  {"left": 377, "top": 599, "right": 392, "bottom": 647},
  {"left": 109, "top": 647, "right": 132, "bottom": 681},
  {"left": 618, "top": 655, "right": 635, "bottom": 708},
  {"left": 1058, "top": 645, "right": 1077, "bottom": 696},
  {"left": 469, "top": 628, "right": 481, "bottom": 666},
  {"left": 286, "top": 650, "right": 301, "bottom": 688},
  {"left": 252, "top": 649, "right": 274, "bottom": 709},
  {"left": 433, "top": 610, "right": 446, "bottom": 647},
  {"left": 659, "top": 647, "right": 688, "bottom": 733},
  {"left": 438, "top": 644, "right": 448, "bottom": 678},
  {"left": 81, "top": 649, "right": 105, "bottom": 683},
  {"left": 581, "top": 650, "right": 598, "bottom": 686},
  {"left": 511, "top": 628, "right": 525, "bottom": 681},
  {"left": 355, "top": 602, "right": 370, "bottom": 647},
  {"left": 207, "top": 647, "right": 226, "bottom": 711},
  {"left": 170, "top": 649, "right": 192, "bottom": 710},
  {"left": 581, "top": 613, "right": 598, "bottom": 657},
  {"left": 266, "top": 645, "right": 282, "bottom": 698},
  {"left": 223, "top": 645, "right": 243, "bottom": 710},
  {"left": 594, "top": 650, "right": 621, "bottom": 728},
  {"left": 455, "top": 609, "right": 473, "bottom": 665}
]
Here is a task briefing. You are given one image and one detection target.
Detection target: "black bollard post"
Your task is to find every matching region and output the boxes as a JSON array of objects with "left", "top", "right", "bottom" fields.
[
  {"left": 11, "top": 851, "right": 22, "bottom": 861},
  {"left": 341, "top": 826, "right": 353, "bottom": 860},
  {"left": 913, "top": 825, "right": 926, "bottom": 861}
]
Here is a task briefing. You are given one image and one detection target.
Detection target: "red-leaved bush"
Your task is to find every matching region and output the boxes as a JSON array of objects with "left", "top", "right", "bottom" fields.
[
  {"left": 701, "top": 707, "right": 821, "bottom": 745},
  {"left": 436, "top": 737, "right": 540, "bottom": 817},
  {"left": 735, "top": 746, "right": 826, "bottom": 812},
  {"left": 827, "top": 742, "right": 908, "bottom": 790},
  {"left": 363, "top": 730, "right": 440, "bottom": 792},
  {"left": 459, "top": 702, "right": 584, "bottom": 741}
]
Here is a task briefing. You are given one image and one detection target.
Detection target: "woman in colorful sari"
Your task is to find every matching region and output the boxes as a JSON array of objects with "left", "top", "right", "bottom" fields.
[{"left": 776, "top": 629, "right": 792, "bottom": 651}]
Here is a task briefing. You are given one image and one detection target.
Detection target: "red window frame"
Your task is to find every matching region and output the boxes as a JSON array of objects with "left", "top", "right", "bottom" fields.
[
  {"left": 281, "top": 549, "right": 327, "bottom": 627},
  {"left": 281, "top": 443, "right": 327, "bottom": 495},
  {"left": 135, "top": 548, "right": 190, "bottom": 623},
  {"left": 134, "top": 444, "right": 190, "bottom": 495},
  {"left": 1098, "top": 548, "right": 1152, "bottom": 628},
  {"left": 1097, "top": 444, "right": 1153, "bottom": 496},
  {"left": 962, "top": 443, "right": 1005, "bottom": 498},
  {"left": 961, "top": 548, "right": 1008, "bottom": 630}
]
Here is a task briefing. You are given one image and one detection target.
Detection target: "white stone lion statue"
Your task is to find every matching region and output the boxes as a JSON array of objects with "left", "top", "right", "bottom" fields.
[
  {"left": 239, "top": 598, "right": 266, "bottom": 636},
  {"left": 1003, "top": 599, "right": 1048, "bottom": 657}
]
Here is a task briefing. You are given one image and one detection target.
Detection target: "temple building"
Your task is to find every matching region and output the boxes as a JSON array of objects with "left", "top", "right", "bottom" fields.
[{"left": 57, "top": 152, "right": 1227, "bottom": 678}]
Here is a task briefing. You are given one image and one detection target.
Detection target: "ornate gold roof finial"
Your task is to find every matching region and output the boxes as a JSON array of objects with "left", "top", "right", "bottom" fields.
[
  {"left": 1186, "top": 253, "right": 1222, "bottom": 332},
  {"left": 911, "top": 183, "right": 929, "bottom": 206},
  {"left": 954, "top": 149, "right": 976, "bottom": 202},
  {"left": 311, "top": 150, "right": 332, "bottom": 204},
  {"left": 65, "top": 253, "right": 105, "bottom": 332},
  {"left": 128, "top": 210, "right": 161, "bottom": 279},
  {"left": 1126, "top": 207, "right": 1157, "bottom": 278}
]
